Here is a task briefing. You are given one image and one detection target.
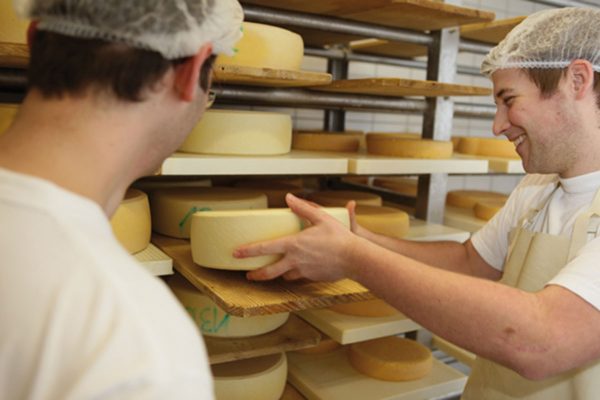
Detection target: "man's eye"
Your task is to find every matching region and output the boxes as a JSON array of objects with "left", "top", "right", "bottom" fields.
[{"left": 504, "top": 96, "right": 515, "bottom": 105}]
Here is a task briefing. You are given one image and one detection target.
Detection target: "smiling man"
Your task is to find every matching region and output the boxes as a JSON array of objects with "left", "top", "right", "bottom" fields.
[{"left": 235, "top": 7, "right": 600, "bottom": 399}]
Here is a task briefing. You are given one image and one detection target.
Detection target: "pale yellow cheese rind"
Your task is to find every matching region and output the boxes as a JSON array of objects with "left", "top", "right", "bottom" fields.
[
  {"left": 307, "top": 190, "right": 382, "bottom": 207},
  {"left": 216, "top": 22, "right": 304, "bottom": 70},
  {"left": 366, "top": 133, "right": 453, "bottom": 159},
  {"left": 474, "top": 199, "right": 506, "bottom": 221},
  {"left": 329, "top": 298, "right": 400, "bottom": 318},
  {"left": 292, "top": 132, "right": 361, "bottom": 153},
  {"left": 110, "top": 189, "right": 151, "bottom": 254},
  {"left": 0, "top": 3, "right": 29, "bottom": 43},
  {"left": 149, "top": 187, "right": 268, "bottom": 239},
  {"left": 455, "top": 136, "right": 519, "bottom": 159},
  {"left": 349, "top": 336, "right": 433, "bottom": 381},
  {"left": 180, "top": 109, "right": 292, "bottom": 156},
  {"left": 446, "top": 190, "right": 508, "bottom": 209},
  {"left": 212, "top": 353, "right": 287, "bottom": 400},
  {"left": 355, "top": 205, "right": 410, "bottom": 239},
  {"left": 168, "top": 274, "right": 289, "bottom": 337}
]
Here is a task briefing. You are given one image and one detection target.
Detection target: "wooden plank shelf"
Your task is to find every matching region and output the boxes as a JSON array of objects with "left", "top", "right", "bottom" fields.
[
  {"left": 204, "top": 314, "right": 321, "bottom": 364},
  {"left": 350, "top": 38, "right": 427, "bottom": 59},
  {"left": 135, "top": 243, "right": 173, "bottom": 276},
  {"left": 214, "top": 64, "right": 332, "bottom": 87},
  {"left": 310, "top": 78, "right": 491, "bottom": 97},
  {"left": 242, "top": 0, "right": 494, "bottom": 32},
  {"left": 152, "top": 234, "right": 374, "bottom": 317},
  {"left": 460, "top": 16, "right": 526, "bottom": 44},
  {"left": 0, "top": 42, "right": 28, "bottom": 68},
  {"left": 348, "top": 154, "right": 489, "bottom": 175}
]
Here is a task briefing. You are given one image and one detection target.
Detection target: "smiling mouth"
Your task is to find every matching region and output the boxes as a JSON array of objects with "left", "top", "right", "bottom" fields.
[{"left": 513, "top": 135, "right": 526, "bottom": 148}]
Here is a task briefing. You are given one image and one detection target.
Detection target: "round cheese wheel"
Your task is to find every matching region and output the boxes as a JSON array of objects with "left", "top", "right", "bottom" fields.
[
  {"left": 292, "top": 132, "right": 361, "bottom": 153},
  {"left": 110, "top": 189, "right": 151, "bottom": 254},
  {"left": 149, "top": 187, "right": 268, "bottom": 239},
  {"left": 329, "top": 298, "right": 399, "bottom": 317},
  {"left": 446, "top": 190, "right": 508, "bottom": 210},
  {"left": 0, "top": 104, "right": 18, "bottom": 135},
  {"left": 456, "top": 137, "right": 519, "bottom": 159},
  {"left": 168, "top": 274, "right": 289, "bottom": 337},
  {"left": 348, "top": 336, "right": 433, "bottom": 381},
  {"left": 372, "top": 177, "right": 417, "bottom": 197},
  {"left": 190, "top": 208, "right": 349, "bottom": 270},
  {"left": 0, "top": 3, "right": 29, "bottom": 43},
  {"left": 355, "top": 205, "right": 410, "bottom": 239},
  {"left": 474, "top": 199, "right": 506, "bottom": 221},
  {"left": 366, "top": 133, "right": 453, "bottom": 159},
  {"left": 455, "top": 137, "right": 480, "bottom": 155},
  {"left": 307, "top": 190, "right": 382, "bottom": 207},
  {"left": 216, "top": 22, "right": 304, "bottom": 70},
  {"left": 234, "top": 180, "right": 304, "bottom": 208},
  {"left": 180, "top": 109, "right": 292, "bottom": 156},
  {"left": 212, "top": 353, "right": 287, "bottom": 400},
  {"left": 294, "top": 336, "right": 342, "bottom": 355}
]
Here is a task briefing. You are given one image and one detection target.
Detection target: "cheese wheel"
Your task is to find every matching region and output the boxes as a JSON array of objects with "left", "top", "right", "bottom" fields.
[
  {"left": 329, "top": 298, "right": 400, "bottom": 318},
  {"left": 216, "top": 22, "right": 304, "bottom": 70},
  {"left": 372, "top": 177, "right": 417, "bottom": 197},
  {"left": 294, "top": 336, "right": 342, "bottom": 355},
  {"left": 212, "top": 353, "right": 287, "bottom": 400},
  {"left": 180, "top": 109, "right": 292, "bottom": 156},
  {"left": 0, "top": 3, "right": 29, "bottom": 43},
  {"left": 455, "top": 137, "right": 480, "bottom": 155},
  {"left": 149, "top": 187, "right": 268, "bottom": 239},
  {"left": 110, "top": 189, "right": 151, "bottom": 254},
  {"left": 0, "top": 104, "right": 18, "bottom": 135},
  {"left": 355, "top": 205, "right": 410, "bottom": 239},
  {"left": 366, "top": 133, "right": 453, "bottom": 159},
  {"left": 307, "top": 190, "right": 382, "bottom": 207},
  {"left": 474, "top": 199, "right": 506, "bottom": 221},
  {"left": 168, "top": 274, "right": 289, "bottom": 337},
  {"left": 456, "top": 137, "right": 519, "bottom": 159},
  {"left": 190, "top": 208, "right": 349, "bottom": 270},
  {"left": 292, "top": 132, "right": 361, "bottom": 153},
  {"left": 348, "top": 336, "right": 433, "bottom": 381},
  {"left": 446, "top": 190, "right": 508, "bottom": 209},
  {"left": 234, "top": 180, "right": 304, "bottom": 208}
]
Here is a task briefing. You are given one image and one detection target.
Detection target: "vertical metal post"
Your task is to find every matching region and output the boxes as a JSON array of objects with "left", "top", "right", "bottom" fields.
[
  {"left": 324, "top": 47, "right": 349, "bottom": 132},
  {"left": 416, "top": 27, "right": 459, "bottom": 223}
]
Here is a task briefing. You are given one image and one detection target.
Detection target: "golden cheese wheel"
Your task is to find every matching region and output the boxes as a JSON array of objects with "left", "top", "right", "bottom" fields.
[
  {"left": 168, "top": 274, "right": 289, "bottom": 338},
  {"left": 149, "top": 187, "right": 268, "bottom": 239},
  {"left": 110, "top": 189, "right": 151, "bottom": 254},
  {"left": 294, "top": 336, "right": 342, "bottom": 355},
  {"left": 366, "top": 133, "right": 453, "bottom": 159},
  {"left": 292, "top": 132, "right": 361, "bottom": 153},
  {"left": 180, "top": 109, "right": 292, "bottom": 156},
  {"left": 212, "top": 353, "right": 288, "bottom": 400},
  {"left": 0, "top": 3, "right": 29, "bottom": 44},
  {"left": 234, "top": 180, "right": 304, "bottom": 208},
  {"left": 474, "top": 199, "right": 506, "bottom": 221},
  {"left": 329, "top": 298, "right": 399, "bottom": 318},
  {"left": 307, "top": 190, "right": 382, "bottom": 207},
  {"left": 446, "top": 190, "right": 508, "bottom": 210},
  {"left": 372, "top": 177, "right": 417, "bottom": 197},
  {"left": 216, "top": 22, "right": 304, "bottom": 70},
  {"left": 455, "top": 137, "right": 480, "bottom": 155},
  {"left": 456, "top": 136, "right": 519, "bottom": 159},
  {"left": 348, "top": 336, "right": 433, "bottom": 381},
  {"left": 355, "top": 205, "right": 410, "bottom": 239},
  {"left": 0, "top": 104, "right": 18, "bottom": 135}
]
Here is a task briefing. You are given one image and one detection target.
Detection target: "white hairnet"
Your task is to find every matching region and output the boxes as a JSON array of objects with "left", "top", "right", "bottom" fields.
[
  {"left": 481, "top": 7, "right": 600, "bottom": 77},
  {"left": 12, "top": 0, "right": 244, "bottom": 59}
]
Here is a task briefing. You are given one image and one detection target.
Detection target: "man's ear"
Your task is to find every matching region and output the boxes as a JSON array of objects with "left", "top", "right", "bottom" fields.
[
  {"left": 174, "top": 43, "right": 213, "bottom": 102},
  {"left": 568, "top": 59, "right": 595, "bottom": 101}
]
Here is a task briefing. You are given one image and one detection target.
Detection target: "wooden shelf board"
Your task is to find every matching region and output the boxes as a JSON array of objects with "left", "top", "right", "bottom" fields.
[
  {"left": 153, "top": 234, "right": 374, "bottom": 317},
  {"left": 406, "top": 218, "right": 470, "bottom": 243},
  {"left": 214, "top": 64, "right": 332, "bottom": 87},
  {"left": 310, "top": 78, "right": 491, "bottom": 97},
  {"left": 161, "top": 150, "right": 348, "bottom": 176},
  {"left": 460, "top": 16, "right": 526, "bottom": 44},
  {"left": 296, "top": 308, "right": 420, "bottom": 345},
  {"left": 348, "top": 154, "right": 489, "bottom": 175},
  {"left": 134, "top": 243, "right": 173, "bottom": 276},
  {"left": 443, "top": 206, "right": 486, "bottom": 234},
  {"left": 351, "top": 39, "right": 427, "bottom": 59},
  {"left": 204, "top": 314, "right": 321, "bottom": 365},
  {"left": 241, "top": 0, "right": 494, "bottom": 31},
  {"left": 288, "top": 349, "right": 467, "bottom": 400},
  {"left": 0, "top": 42, "right": 28, "bottom": 68}
]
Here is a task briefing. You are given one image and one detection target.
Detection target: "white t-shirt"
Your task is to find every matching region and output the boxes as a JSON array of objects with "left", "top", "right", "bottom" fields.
[
  {"left": 0, "top": 168, "right": 214, "bottom": 399},
  {"left": 472, "top": 171, "right": 600, "bottom": 310}
]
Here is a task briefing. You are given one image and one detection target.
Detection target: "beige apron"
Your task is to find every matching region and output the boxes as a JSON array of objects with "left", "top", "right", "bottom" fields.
[{"left": 462, "top": 185, "right": 600, "bottom": 400}]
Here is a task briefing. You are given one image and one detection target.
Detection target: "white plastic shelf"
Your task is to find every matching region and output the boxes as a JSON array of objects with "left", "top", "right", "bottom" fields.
[{"left": 348, "top": 155, "right": 488, "bottom": 175}]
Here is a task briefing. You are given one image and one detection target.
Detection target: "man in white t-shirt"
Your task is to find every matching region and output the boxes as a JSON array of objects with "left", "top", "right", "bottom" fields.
[
  {"left": 235, "top": 7, "right": 600, "bottom": 400},
  {"left": 0, "top": 1, "right": 243, "bottom": 398}
]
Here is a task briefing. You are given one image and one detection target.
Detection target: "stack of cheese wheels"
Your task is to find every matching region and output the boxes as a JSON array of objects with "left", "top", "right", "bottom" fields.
[
  {"left": 149, "top": 187, "right": 268, "bottom": 239},
  {"left": 373, "top": 177, "right": 418, "bottom": 197},
  {"left": 366, "top": 133, "right": 453, "bottom": 159},
  {"left": 179, "top": 109, "right": 292, "bottom": 156},
  {"left": 446, "top": 190, "right": 508, "bottom": 210},
  {"left": 355, "top": 205, "right": 410, "bottom": 239},
  {"left": 292, "top": 131, "right": 362, "bottom": 153},
  {"left": 455, "top": 136, "right": 519, "bottom": 159},
  {"left": 474, "top": 199, "right": 507, "bottom": 221},
  {"left": 234, "top": 179, "right": 304, "bottom": 208},
  {"left": 295, "top": 335, "right": 342, "bottom": 355},
  {"left": 348, "top": 336, "right": 433, "bottom": 381},
  {"left": 216, "top": 22, "right": 304, "bottom": 71},
  {"left": 0, "top": 104, "right": 18, "bottom": 135},
  {"left": 212, "top": 353, "right": 287, "bottom": 400},
  {"left": 190, "top": 208, "right": 350, "bottom": 270},
  {"left": 168, "top": 274, "right": 289, "bottom": 337},
  {"left": 330, "top": 298, "right": 400, "bottom": 318},
  {"left": 0, "top": 3, "right": 29, "bottom": 43},
  {"left": 307, "top": 190, "right": 382, "bottom": 207},
  {"left": 110, "top": 189, "right": 151, "bottom": 254}
]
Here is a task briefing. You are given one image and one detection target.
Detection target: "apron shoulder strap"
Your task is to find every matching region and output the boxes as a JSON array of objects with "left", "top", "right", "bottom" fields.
[{"left": 567, "top": 188, "right": 600, "bottom": 261}]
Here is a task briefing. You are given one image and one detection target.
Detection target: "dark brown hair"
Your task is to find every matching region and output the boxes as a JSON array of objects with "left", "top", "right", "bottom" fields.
[
  {"left": 525, "top": 68, "right": 600, "bottom": 108},
  {"left": 28, "top": 31, "right": 215, "bottom": 101}
]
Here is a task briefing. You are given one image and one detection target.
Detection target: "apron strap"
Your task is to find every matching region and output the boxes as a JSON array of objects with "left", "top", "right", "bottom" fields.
[
  {"left": 567, "top": 188, "right": 600, "bottom": 261},
  {"left": 518, "top": 182, "right": 561, "bottom": 229}
]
